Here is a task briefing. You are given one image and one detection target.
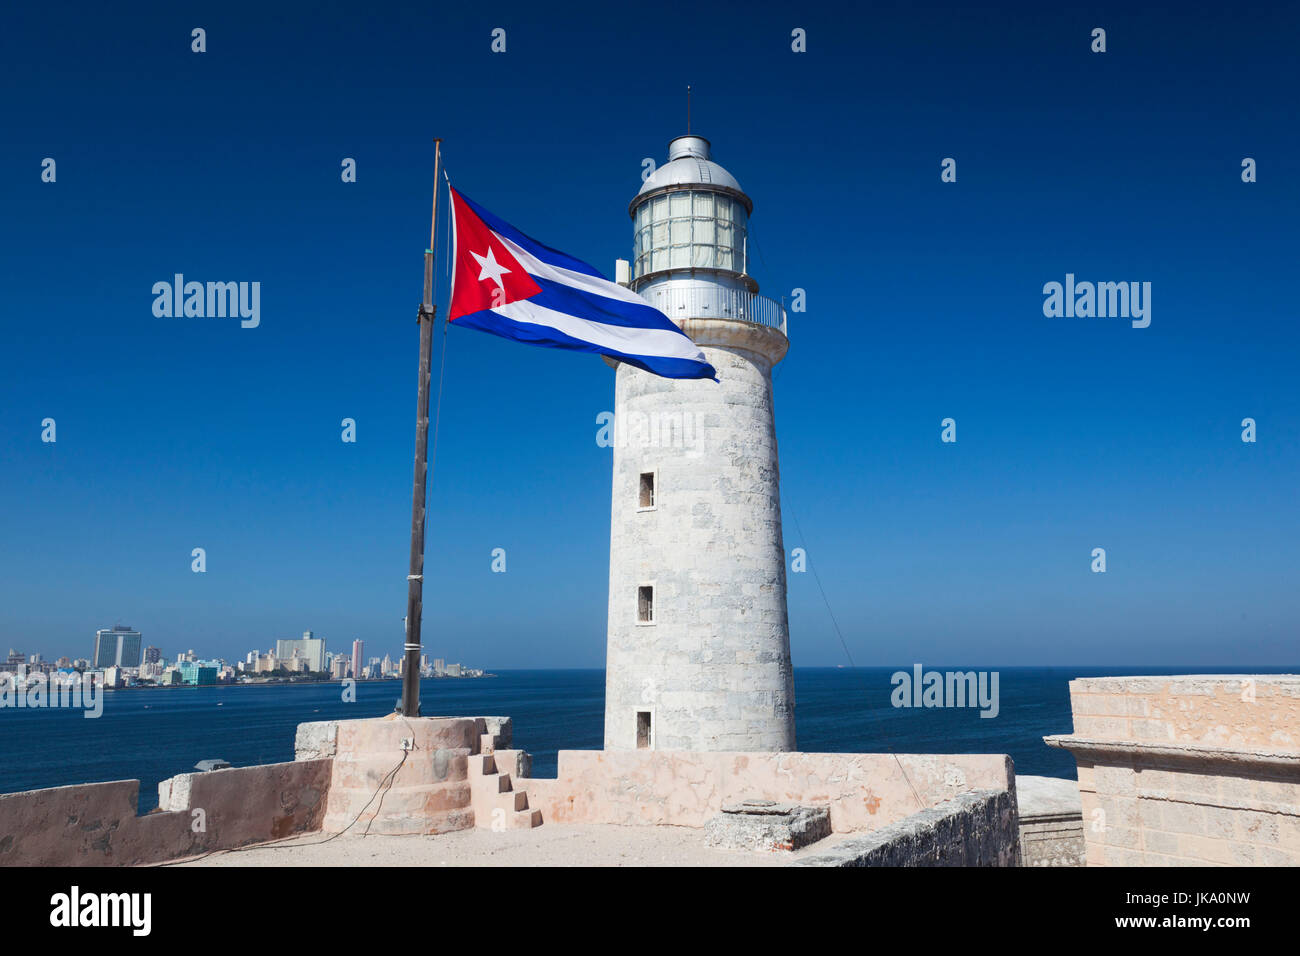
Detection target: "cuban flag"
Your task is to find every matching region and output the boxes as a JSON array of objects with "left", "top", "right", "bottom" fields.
[{"left": 447, "top": 188, "right": 717, "bottom": 381}]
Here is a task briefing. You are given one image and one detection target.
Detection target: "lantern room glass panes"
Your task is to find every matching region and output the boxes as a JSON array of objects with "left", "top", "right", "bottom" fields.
[{"left": 633, "top": 190, "right": 747, "bottom": 279}]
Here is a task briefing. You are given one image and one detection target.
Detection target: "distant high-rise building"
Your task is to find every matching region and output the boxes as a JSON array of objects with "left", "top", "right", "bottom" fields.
[
  {"left": 178, "top": 660, "right": 219, "bottom": 686},
  {"left": 351, "top": 640, "right": 363, "bottom": 680},
  {"left": 94, "top": 626, "right": 143, "bottom": 669},
  {"left": 93, "top": 633, "right": 116, "bottom": 668},
  {"left": 144, "top": 646, "right": 161, "bottom": 665},
  {"left": 118, "top": 631, "right": 142, "bottom": 668},
  {"left": 4, "top": 649, "right": 27, "bottom": 677},
  {"left": 275, "top": 631, "right": 325, "bottom": 672}
]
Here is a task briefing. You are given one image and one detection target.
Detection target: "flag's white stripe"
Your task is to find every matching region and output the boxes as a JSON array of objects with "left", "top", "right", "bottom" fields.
[
  {"left": 493, "top": 298, "right": 708, "bottom": 362},
  {"left": 447, "top": 190, "right": 459, "bottom": 315},
  {"left": 496, "top": 231, "right": 654, "bottom": 309}
]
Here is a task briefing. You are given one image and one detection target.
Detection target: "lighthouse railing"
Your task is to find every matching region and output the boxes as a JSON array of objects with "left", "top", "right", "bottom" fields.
[{"left": 642, "top": 285, "right": 788, "bottom": 336}]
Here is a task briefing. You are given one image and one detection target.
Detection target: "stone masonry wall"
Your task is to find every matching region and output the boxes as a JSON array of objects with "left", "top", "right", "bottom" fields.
[
  {"left": 793, "top": 789, "right": 1020, "bottom": 866},
  {"left": 0, "top": 759, "right": 330, "bottom": 866},
  {"left": 1045, "top": 675, "right": 1300, "bottom": 866},
  {"left": 1016, "top": 774, "right": 1085, "bottom": 866},
  {"left": 1020, "top": 816, "right": 1086, "bottom": 867},
  {"left": 604, "top": 318, "right": 796, "bottom": 753},
  {"left": 522, "top": 749, "right": 1015, "bottom": 832}
]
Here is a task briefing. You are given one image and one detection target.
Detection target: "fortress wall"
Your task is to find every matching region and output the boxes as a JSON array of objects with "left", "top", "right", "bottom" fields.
[
  {"left": 793, "top": 789, "right": 1020, "bottom": 867},
  {"left": 521, "top": 749, "right": 1015, "bottom": 832},
  {"left": 0, "top": 758, "right": 330, "bottom": 867},
  {"left": 1, "top": 717, "right": 1026, "bottom": 864},
  {"left": 1045, "top": 675, "right": 1300, "bottom": 866}
]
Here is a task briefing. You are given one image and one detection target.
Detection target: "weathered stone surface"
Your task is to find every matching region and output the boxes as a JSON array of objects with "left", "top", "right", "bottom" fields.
[
  {"left": 705, "top": 800, "right": 830, "bottom": 851},
  {"left": 520, "top": 749, "right": 1015, "bottom": 832},
  {"left": 481, "top": 716, "right": 512, "bottom": 744},
  {"left": 1045, "top": 675, "right": 1300, "bottom": 867},
  {"left": 1053, "top": 674, "right": 1300, "bottom": 751},
  {"left": 0, "top": 759, "right": 331, "bottom": 866},
  {"left": 793, "top": 789, "right": 1021, "bottom": 867},
  {"left": 321, "top": 716, "right": 477, "bottom": 836},
  {"left": 294, "top": 720, "right": 339, "bottom": 760},
  {"left": 1016, "top": 774, "right": 1084, "bottom": 867},
  {"left": 493, "top": 747, "right": 531, "bottom": 780},
  {"left": 604, "top": 318, "right": 796, "bottom": 753},
  {"left": 157, "top": 771, "right": 192, "bottom": 812}
]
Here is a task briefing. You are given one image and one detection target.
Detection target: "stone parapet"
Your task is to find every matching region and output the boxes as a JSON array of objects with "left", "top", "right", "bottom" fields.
[
  {"left": 0, "top": 759, "right": 330, "bottom": 867},
  {"left": 521, "top": 749, "right": 1015, "bottom": 832},
  {"left": 793, "top": 789, "right": 1020, "bottom": 867},
  {"left": 1045, "top": 675, "right": 1300, "bottom": 866}
]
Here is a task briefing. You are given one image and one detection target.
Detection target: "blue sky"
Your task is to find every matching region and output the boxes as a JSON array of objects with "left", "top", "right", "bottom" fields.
[{"left": 1, "top": 1, "right": 1296, "bottom": 668}]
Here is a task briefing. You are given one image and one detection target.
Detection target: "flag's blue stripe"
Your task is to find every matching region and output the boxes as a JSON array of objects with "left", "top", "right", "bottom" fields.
[
  {"left": 453, "top": 308, "right": 718, "bottom": 381},
  {"left": 460, "top": 192, "right": 605, "bottom": 279},
  {"left": 526, "top": 275, "right": 683, "bottom": 332}
]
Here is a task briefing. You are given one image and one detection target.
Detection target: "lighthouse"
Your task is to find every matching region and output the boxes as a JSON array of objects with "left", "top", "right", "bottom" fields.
[{"left": 603, "top": 134, "right": 795, "bottom": 752}]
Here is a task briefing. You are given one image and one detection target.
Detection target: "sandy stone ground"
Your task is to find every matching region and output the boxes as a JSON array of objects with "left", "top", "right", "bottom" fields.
[{"left": 173, "top": 824, "right": 851, "bottom": 867}]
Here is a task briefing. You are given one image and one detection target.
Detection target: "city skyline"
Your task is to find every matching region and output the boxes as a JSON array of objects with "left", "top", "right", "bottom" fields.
[{"left": 4, "top": 625, "right": 481, "bottom": 678}]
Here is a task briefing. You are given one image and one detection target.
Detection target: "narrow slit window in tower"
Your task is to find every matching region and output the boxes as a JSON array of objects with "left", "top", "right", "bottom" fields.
[
  {"left": 636, "top": 711, "right": 652, "bottom": 749},
  {"left": 637, "top": 585, "right": 654, "bottom": 624},
  {"left": 639, "top": 471, "right": 655, "bottom": 509}
]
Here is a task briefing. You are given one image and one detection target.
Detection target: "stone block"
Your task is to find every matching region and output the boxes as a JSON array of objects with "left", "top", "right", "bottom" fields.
[
  {"left": 294, "top": 720, "right": 339, "bottom": 760},
  {"left": 704, "top": 800, "right": 831, "bottom": 852},
  {"left": 1015, "top": 775, "right": 1085, "bottom": 867}
]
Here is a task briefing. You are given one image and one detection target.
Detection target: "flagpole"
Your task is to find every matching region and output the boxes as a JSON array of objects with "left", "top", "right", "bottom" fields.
[{"left": 400, "top": 138, "right": 442, "bottom": 718}]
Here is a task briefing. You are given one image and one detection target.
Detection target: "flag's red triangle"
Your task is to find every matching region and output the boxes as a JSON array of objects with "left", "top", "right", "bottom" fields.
[{"left": 448, "top": 188, "right": 543, "bottom": 321}]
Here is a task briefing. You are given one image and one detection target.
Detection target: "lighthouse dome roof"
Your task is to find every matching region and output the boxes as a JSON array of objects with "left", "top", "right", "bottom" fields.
[{"left": 635, "top": 135, "right": 748, "bottom": 206}]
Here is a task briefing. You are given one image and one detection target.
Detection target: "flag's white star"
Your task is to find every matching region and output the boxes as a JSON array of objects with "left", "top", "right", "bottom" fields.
[{"left": 470, "top": 246, "right": 512, "bottom": 293}]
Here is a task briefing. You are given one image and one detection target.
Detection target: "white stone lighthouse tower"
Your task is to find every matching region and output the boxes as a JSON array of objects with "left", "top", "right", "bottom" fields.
[{"left": 603, "top": 134, "right": 795, "bottom": 752}]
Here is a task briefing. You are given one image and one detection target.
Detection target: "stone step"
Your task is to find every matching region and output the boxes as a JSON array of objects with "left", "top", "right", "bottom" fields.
[
  {"left": 490, "top": 749, "right": 530, "bottom": 780},
  {"left": 472, "top": 790, "right": 535, "bottom": 828},
  {"left": 515, "top": 808, "right": 542, "bottom": 828},
  {"left": 466, "top": 743, "right": 540, "bottom": 830},
  {"left": 482, "top": 786, "right": 526, "bottom": 810},
  {"left": 477, "top": 717, "right": 513, "bottom": 753}
]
